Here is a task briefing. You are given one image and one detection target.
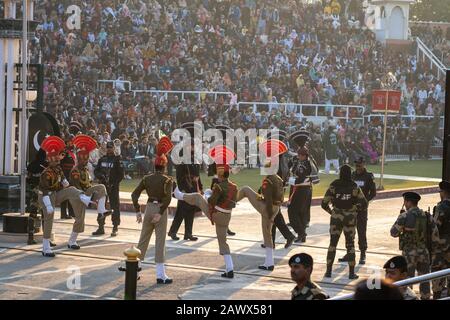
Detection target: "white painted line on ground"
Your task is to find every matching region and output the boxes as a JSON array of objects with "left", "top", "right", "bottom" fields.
[
  {"left": 53, "top": 242, "right": 125, "bottom": 253},
  {"left": 0, "top": 282, "right": 118, "bottom": 299},
  {"left": 0, "top": 262, "right": 118, "bottom": 281}
]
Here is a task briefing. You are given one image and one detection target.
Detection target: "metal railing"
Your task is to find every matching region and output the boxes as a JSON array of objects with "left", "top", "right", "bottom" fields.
[
  {"left": 364, "top": 114, "right": 445, "bottom": 130},
  {"left": 97, "top": 80, "right": 132, "bottom": 93},
  {"left": 132, "top": 90, "right": 232, "bottom": 103},
  {"left": 329, "top": 268, "right": 450, "bottom": 300},
  {"left": 416, "top": 37, "right": 448, "bottom": 80},
  {"left": 236, "top": 102, "right": 365, "bottom": 123}
]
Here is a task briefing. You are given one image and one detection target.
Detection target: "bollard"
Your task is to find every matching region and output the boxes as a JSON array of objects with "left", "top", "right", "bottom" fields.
[{"left": 123, "top": 246, "right": 141, "bottom": 300}]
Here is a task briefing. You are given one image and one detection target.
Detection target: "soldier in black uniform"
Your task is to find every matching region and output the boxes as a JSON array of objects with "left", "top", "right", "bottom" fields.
[
  {"left": 339, "top": 157, "right": 376, "bottom": 265},
  {"left": 288, "top": 147, "right": 313, "bottom": 243},
  {"left": 93, "top": 141, "right": 125, "bottom": 236},
  {"left": 26, "top": 150, "right": 48, "bottom": 245},
  {"left": 168, "top": 157, "right": 203, "bottom": 241}
]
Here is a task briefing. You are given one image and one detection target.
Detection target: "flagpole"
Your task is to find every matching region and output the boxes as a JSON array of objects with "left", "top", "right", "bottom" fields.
[{"left": 20, "top": 0, "right": 28, "bottom": 215}]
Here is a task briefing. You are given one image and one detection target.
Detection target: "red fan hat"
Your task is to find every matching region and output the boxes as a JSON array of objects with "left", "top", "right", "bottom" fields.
[
  {"left": 208, "top": 145, "right": 236, "bottom": 175},
  {"left": 155, "top": 136, "right": 174, "bottom": 167},
  {"left": 40, "top": 136, "right": 66, "bottom": 162},
  {"left": 72, "top": 135, "right": 98, "bottom": 160},
  {"left": 259, "top": 139, "right": 288, "bottom": 168}
]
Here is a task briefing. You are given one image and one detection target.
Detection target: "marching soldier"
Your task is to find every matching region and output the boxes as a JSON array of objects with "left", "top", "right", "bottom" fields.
[
  {"left": 384, "top": 256, "right": 418, "bottom": 300},
  {"left": 70, "top": 135, "right": 112, "bottom": 232},
  {"left": 208, "top": 162, "right": 237, "bottom": 237},
  {"left": 321, "top": 164, "right": 368, "bottom": 279},
  {"left": 339, "top": 157, "right": 377, "bottom": 265},
  {"left": 60, "top": 136, "right": 76, "bottom": 219},
  {"left": 287, "top": 146, "right": 312, "bottom": 243},
  {"left": 175, "top": 145, "right": 238, "bottom": 278},
  {"left": 26, "top": 149, "right": 48, "bottom": 245},
  {"left": 289, "top": 253, "right": 329, "bottom": 300},
  {"left": 93, "top": 141, "right": 124, "bottom": 237},
  {"left": 237, "top": 139, "right": 286, "bottom": 271},
  {"left": 132, "top": 137, "right": 174, "bottom": 284},
  {"left": 431, "top": 181, "right": 450, "bottom": 299},
  {"left": 390, "top": 192, "right": 440, "bottom": 300},
  {"left": 38, "top": 136, "right": 95, "bottom": 257}
]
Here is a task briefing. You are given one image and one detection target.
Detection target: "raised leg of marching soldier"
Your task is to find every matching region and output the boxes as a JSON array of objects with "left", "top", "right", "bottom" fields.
[
  {"left": 237, "top": 186, "right": 277, "bottom": 270},
  {"left": 39, "top": 187, "right": 92, "bottom": 256},
  {"left": 404, "top": 249, "right": 431, "bottom": 300}
]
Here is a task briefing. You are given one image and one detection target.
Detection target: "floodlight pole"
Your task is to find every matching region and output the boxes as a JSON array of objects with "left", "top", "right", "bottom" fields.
[{"left": 20, "top": 0, "right": 28, "bottom": 215}]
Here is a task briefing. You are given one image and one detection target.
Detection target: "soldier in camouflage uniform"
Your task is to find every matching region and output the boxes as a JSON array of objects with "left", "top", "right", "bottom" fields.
[
  {"left": 321, "top": 164, "right": 367, "bottom": 279},
  {"left": 289, "top": 253, "right": 329, "bottom": 300},
  {"left": 431, "top": 181, "right": 450, "bottom": 299},
  {"left": 236, "top": 139, "right": 287, "bottom": 271},
  {"left": 175, "top": 146, "right": 238, "bottom": 278},
  {"left": 132, "top": 137, "right": 174, "bottom": 284},
  {"left": 390, "top": 191, "right": 441, "bottom": 300}
]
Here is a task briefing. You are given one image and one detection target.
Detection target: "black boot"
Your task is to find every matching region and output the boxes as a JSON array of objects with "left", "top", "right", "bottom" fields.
[
  {"left": 349, "top": 266, "right": 359, "bottom": 279},
  {"left": 359, "top": 251, "right": 366, "bottom": 265},
  {"left": 27, "top": 234, "right": 37, "bottom": 245},
  {"left": 168, "top": 232, "right": 180, "bottom": 240},
  {"left": 324, "top": 265, "right": 332, "bottom": 278},
  {"left": 111, "top": 226, "right": 118, "bottom": 237},
  {"left": 338, "top": 254, "right": 349, "bottom": 262},
  {"left": 221, "top": 271, "right": 234, "bottom": 279},
  {"left": 227, "top": 229, "right": 236, "bottom": 236},
  {"left": 184, "top": 235, "right": 198, "bottom": 241},
  {"left": 285, "top": 236, "right": 295, "bottom": 249},
  {"left": 92, "top": 227, "right": 105, "bottom": 236}
]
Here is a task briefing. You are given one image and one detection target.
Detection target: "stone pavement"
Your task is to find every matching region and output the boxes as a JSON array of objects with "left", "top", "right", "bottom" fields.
[{"left": 0, "top": 193, "right": 441, "bottom": 300}]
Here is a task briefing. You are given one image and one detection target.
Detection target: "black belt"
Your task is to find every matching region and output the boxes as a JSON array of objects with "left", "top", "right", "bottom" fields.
[{"left": 147, "top": 198, "right": 161, "bottom": 204}]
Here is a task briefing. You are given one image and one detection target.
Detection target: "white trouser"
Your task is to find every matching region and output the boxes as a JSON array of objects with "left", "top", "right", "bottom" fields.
[{"left": 324, "top": 158, "right": 339, "bottom": 174}]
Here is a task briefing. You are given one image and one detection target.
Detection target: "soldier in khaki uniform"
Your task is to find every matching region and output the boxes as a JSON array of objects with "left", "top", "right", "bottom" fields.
[
  {"left": 132, "top": 137, "right": 174, "bottom": 284},
  {"left": 174, "top": 145, "right": 238, "bottom": 278},
  {"left": 236, "top": 139, "right": 287, "bottom": 271},
  {"left": 69, "top": 135, "right": 112, "bottom": 239},
  {"left": 38, "top": 136, "right": 95, "bottom": 257}
]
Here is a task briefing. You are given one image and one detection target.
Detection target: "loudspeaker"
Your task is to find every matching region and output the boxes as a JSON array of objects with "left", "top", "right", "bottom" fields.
[{"left": 443, "top": 70, "right": 450, "bottom": 181}]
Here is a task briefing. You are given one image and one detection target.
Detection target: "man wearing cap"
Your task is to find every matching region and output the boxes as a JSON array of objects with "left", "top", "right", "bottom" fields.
[
  {"left": 339, "top": 157, "right": 376, "bottom": 265},
  {"left": 289, "top": 253, "right": 329, "bottom": 300},
  {"left": 38, "top": 136, "right": 96, "bottom": 257},
  {"left": 390, "top": 191, "right": 440, "bottom": 299},
  {"left": 93, "top": 141, "right": 124, "bottom": 237},
  {"left": 322, "top": 164, "right": 368, "bottom": 279},
  {"left": 132, "top": 137, "right": 174, "bottom": 284},
  {"left": 70, "top": 135, "right": 112, "bottom": 240},
  {"left": 431, "top": 181, "right": 450, "bottom": 299},
  {"left": 288, "top": 146, "right": 313, "bottom": 243},
  {"left": 237, "top": 139, "right": 286, "bottom": 271},
  {"left": 384, "top": 256, "right": 418, "bottom": 300},
  {"left": 175, "top": 146, "right": 238, "bottom": 278}
]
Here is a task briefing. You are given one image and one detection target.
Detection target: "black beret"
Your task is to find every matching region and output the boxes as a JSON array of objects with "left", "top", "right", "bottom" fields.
[
  {"left": 289, "top": 253, "right": 313, "bottom": 268},
  {"left": 402, "top": 191, "right": 421, "bottom": 202},
  {"left": 383, "top": 256, "right": 407, "bottom": 271},
  {"left": 354, "top": 157, "right": 365, "bottom": 164},
  {"left": 106, "top": 141, "right": 114, "bottom": 148},
  {"left": 439, "top": 180, "right": 450, "bottom": 192}
]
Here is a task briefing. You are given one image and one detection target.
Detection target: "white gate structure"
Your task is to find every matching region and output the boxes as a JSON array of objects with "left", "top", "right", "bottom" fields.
[{"left": 132, "top": 90, "right": 232, "bottom": 104}]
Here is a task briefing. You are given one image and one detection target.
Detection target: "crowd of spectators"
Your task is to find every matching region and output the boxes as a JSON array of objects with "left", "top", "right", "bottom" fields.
[{"left": 20, "top": 0, "right": 448, "bottom": 174}]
